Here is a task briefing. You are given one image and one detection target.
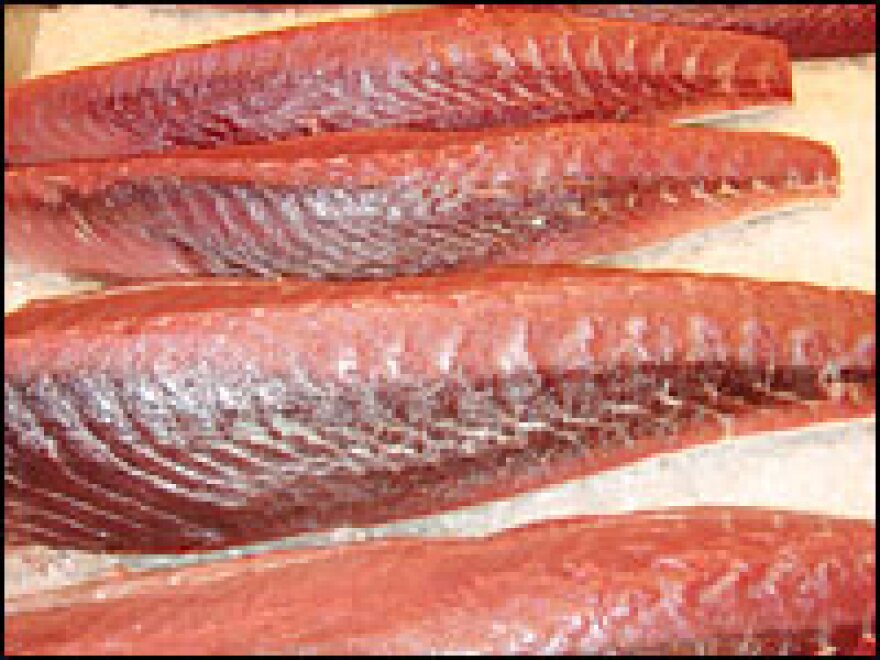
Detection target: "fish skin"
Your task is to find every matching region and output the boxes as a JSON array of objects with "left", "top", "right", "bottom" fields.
[
  {"left": 4, "top": 122, "right": 839, "bottom": 281},
  {"left": 4, "top": 266, "right": 875, "bottom": 553},
  {"left": 503, "top": 4, "right": 877, "bottom": 58},
  {"left": 3, "top": 6, "right": 793, "bottom": 166},
  {"left": 3, "top": 508, "right": 876, "bottom": 655}
]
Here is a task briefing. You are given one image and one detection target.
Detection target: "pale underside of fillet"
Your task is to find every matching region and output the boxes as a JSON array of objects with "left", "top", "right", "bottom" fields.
[
  {"left": 3, "top": 508, "right": 876, "bottom": 655},
  {"left": 4, "top": 266, "right": 875, "bottom": 552},
  {"left": 4, "top": 122, "right": 838, "bottom": 280},
  {"left": 4, "top": 6, "right": 794, "bottom": 165}
]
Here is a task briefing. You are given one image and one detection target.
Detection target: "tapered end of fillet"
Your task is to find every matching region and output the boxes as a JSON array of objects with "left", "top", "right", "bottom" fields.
[
  {"left": 506, "top": 127, "right": 839, "bottom": 265},
  {"left": 510, "top": 4, "right": 877, "bottom": 59}
]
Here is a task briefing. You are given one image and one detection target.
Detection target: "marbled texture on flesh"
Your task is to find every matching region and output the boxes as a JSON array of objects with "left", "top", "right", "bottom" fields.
[
  {"left": 4, "top": 266, "right": 875, "bottom": 552},
  {"left": 3, "top": 508, "right": 875, "bottom": 655},
  {"left": 4, "top": 6, "right": 793, "bottom": 165},
  {"left": 4, "top": 122, "right": 838, "bottom": 280}
]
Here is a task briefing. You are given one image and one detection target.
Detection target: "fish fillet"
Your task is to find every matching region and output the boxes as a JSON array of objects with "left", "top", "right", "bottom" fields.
[
  {"left": 4, "top": 266, "right": 875, "bottom": 552},
  {"left": 4, "top": 6, "right": 793, "bottom": 165},
  {"left": 507, "top": 4, "right": 877, "bottom": 59},
  {"left": 4, "top": 122, "right": 838, "bottom": 281},
  {"left": 3, "top": 508, "right": 876, "bottom": 655}
]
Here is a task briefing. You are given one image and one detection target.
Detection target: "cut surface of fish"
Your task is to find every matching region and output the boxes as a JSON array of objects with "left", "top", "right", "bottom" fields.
[
  {"left": 506, "top": 4, "right": 877, "bottom": 59},
  {"left": 4, "top": 6, "right": 793, "bottom": 165},
  {"left": 4, "top": 122, "right": 838, "bottom": 281},
  {"left": 3, "top": 508, "right": 876, "bottom": 655},
  {"left": 5, "top": 266, "right": 875, "bottom": 553}
]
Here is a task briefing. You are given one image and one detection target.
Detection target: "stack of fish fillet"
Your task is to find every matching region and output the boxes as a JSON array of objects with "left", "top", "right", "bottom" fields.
[{"left": 4, "top": 5, "right": 876, "bottom": 655}]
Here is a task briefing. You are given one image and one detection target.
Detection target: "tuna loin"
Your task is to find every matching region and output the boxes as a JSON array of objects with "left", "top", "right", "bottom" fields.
[
  {"left": 4, "top": 266, "right": 875, "bottom": 552},
  {"left": 506, "top": 4, "right": 877, "bottom": 59},
  {"left": 4, "top": 6, "right": 793, "bottom": 166},
  {"left": 3, "top": 508, "right": 876, "bottom": 655},
  {"left": 4, "top": 123, "right": 838, "bottom": 280}
]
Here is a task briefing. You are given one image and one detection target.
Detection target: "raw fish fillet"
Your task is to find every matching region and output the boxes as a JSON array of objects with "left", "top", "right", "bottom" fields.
[
  {"left": 4, "top": 508, "right": 876, "bottom": 655},
  {"left": 5, "top": 266, "right": 874, "bottom": 552},
  {"left": 4, "top": 6, "right": 793, "bottom": 166},
  {"left": 4, "top": 123, "right": 838, "bottom": 281},
  {"left": 508, "top": 4, "right": 877, "bottom": 59}
]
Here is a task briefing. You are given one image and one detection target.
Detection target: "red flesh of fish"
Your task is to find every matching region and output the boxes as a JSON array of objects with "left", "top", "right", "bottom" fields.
[
  {"left": 5, "top": 266, "right": 874, "bottom": 552},
  {"left": 4, "top": 122, "right": 839, "bottom": 280},
  {"left": 507, "top": 4, "right": 877, "bottom": 59},
  {"left": 3, "top": 6, "right": 873, "bottom": 652},
  {"left": 3, "top": 508, "right": 875, "bottom": 655},
  {"left": 4, "top": 7, "right": 793, "bottom": 166}
]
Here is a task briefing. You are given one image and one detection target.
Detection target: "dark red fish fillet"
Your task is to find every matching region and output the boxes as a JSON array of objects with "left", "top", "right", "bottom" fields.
[
  {"left": 5, "top": 266, "right": 874, "bottom": 552},
  {"left": 3, "top": 6, "right": 793, "bottom": 166},
  {"left": 504, "top": 4, "right": 877, "bottom": 58},
  {"left": 4, "top": 122, "right": 838, "bottom": 281},
  {"left": 3, "top": 508, "right": 876, "bottom": 655}
]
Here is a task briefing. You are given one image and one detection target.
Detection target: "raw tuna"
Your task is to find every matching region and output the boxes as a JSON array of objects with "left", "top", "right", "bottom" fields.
[
  {"left": 5, "top": 266, "right": 874, "bottom": 552},
  {"left": 505, "top": 4, "right": 877, "bottom": 59},
  {"left": 4, "top": 7, "right": 793, "bottom": 165},
  {"left": 4, "top": 123, "right": 838, "bottom": 280},
  {"left": 4, "top": 508, "right": 875, "bottom": 655}
]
